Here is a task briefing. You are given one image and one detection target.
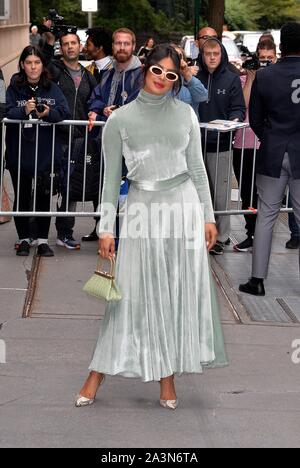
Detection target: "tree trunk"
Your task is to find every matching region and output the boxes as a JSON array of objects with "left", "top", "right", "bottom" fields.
[{"left": 209, "top": 0, "right": 225, "bottom": 39}]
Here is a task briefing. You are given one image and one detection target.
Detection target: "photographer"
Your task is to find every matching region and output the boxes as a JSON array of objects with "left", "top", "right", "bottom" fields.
[
  {"left": 5, "top": 46, "right": 70, "bottom": 257},
  {"left": 233, "top": 39, "right": 277, "bottom": 252},
  {"left": 42, "top": 12, "right": 97, "bottom": 251}
]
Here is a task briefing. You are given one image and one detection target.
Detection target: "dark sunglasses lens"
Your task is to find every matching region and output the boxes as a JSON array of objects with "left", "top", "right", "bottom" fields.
[
  {"left": 198, "top": 35, "right": 218, "bottom": 40},
  {"left": 166, "top": 72, "right": 178, "bottom": 81},
  {"left": 151, "top": 66, "right": 163, "bottom": 76}
]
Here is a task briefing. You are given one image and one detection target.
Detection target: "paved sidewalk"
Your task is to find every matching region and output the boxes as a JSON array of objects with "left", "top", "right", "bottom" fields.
[
  {"left": 0, "top": 217, "right": 300, "bottom": 448},
  {"left": 214, "top": 214, "right": 300, "bottom": 324}
]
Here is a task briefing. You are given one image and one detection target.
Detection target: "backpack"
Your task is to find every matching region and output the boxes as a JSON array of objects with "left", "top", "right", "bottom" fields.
[{"left": 67, "top": 136, "right": 102, "bottom": 202}]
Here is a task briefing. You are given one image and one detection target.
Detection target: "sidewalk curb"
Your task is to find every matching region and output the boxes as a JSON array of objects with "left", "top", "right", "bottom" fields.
[
  {"left": 22, "top": 253, "right": 41, "bottom": 318},
  {"left": 211, "top": 257, "right": 251, "bottom": 325}
]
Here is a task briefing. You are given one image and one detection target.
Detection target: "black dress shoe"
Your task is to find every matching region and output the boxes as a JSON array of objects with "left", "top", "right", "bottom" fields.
[
  {"left": 82, "top": 229, "right": 99, "bottom": 242},
  {"left": 16, "top": 241, "right": 30, "bottom": 257},
  {"left": 239, "top": 279, "right": 265, "bottom": 296},
  {"left": 285, "top": 237, "right": 300, "bottom": 250},
  {"left": 37, "top": 244, "right": 54, "bottom": 257}
]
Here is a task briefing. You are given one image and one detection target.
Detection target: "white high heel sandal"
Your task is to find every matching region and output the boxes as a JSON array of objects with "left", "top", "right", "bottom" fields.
[
  {"left": 159, "top": 399, "right": 179, "bottom": 410},
  {"left": 75, "top": 375, "right": 105, "bottom": 407}
]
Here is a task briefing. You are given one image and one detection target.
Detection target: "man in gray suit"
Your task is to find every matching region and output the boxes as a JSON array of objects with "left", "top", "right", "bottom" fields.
[{"left": 240, "top": 22, "right": 300, "bottom": 296}]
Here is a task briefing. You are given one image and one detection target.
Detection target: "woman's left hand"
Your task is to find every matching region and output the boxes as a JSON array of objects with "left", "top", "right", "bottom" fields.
[
  {"left": 205, "top": 223, "right": 218, "bottom": 251},
  {"left": 190, "top": 65, "right": 199, "bottom": 76},
  {"left": 180, "top": 60, "right": 192, "bottom": 82},
  {"left": 36, "top": 104, "right": 50, "bottom": 120}
]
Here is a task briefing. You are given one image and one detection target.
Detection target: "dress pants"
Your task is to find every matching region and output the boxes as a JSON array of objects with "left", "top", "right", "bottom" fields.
[{"left": 252, "top": 153, "right": 300, "bottom": 279}]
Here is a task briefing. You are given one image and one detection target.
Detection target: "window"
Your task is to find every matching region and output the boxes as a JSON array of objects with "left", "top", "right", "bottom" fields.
[{"left": 0, "top": 0, "right": 10, "bottom": 20}]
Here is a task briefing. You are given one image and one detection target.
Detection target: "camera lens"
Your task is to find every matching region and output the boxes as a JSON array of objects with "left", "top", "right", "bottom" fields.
[{"left": 36, "top": 104, "right": 45, "bottom": 113}]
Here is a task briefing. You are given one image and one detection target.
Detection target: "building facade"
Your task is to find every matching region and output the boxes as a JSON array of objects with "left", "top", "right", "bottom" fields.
[{"left": 0, "top": 0, "right": 30, "bottom": 83}]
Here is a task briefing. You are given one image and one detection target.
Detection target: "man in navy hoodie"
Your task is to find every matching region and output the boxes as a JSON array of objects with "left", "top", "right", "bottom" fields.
[
  {"left": 197, "top": 38, "right": 246, "bottom": 255},
  {"left": 240, "top": 23, "right": 300, "bottom": 296}
]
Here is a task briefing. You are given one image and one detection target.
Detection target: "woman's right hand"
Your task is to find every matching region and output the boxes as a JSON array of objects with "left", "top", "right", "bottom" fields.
[
  {"left": 98, "top": 234, "right": 115, "bottom": 259},
  {"left": 25, "top": 98, "right": 36, "bottom": 116},
  {"left": 88, "top": 111, "right": 98, "bottom": 131}
]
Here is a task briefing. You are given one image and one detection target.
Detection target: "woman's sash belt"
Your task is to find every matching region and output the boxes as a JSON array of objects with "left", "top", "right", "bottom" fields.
[{"left": 129, "top": 172, "right": 190, "bottom": 192}]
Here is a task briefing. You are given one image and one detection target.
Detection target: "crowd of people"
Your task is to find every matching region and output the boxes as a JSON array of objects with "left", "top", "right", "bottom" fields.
[
  {"left": 0, "top": 22, "right": 300, "bottom": 284},
  {"left": 1, "top": 18, "right": 300, "bottom": 409}
]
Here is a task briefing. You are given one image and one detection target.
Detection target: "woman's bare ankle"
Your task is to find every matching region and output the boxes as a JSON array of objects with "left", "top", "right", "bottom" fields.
[
  {"left": 160, "top": 375, "right": 177, "bottom": 400},
  {"left": 79, "top": 372, "right": 105, "bottom": 399}
]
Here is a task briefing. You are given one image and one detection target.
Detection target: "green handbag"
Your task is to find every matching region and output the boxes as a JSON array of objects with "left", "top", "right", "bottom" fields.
[{"left": 83, "top": 256, "right": 122, "bottom": 302}]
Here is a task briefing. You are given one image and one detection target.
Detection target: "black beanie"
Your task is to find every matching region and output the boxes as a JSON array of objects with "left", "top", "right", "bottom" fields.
[{"left": 281, "top": 22, "right": 300, "bottom": 56}]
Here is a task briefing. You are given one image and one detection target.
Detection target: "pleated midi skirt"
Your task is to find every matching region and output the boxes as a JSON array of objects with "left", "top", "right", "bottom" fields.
[{"left": 89, "top": 178, "right": 228, "bottom": 382}]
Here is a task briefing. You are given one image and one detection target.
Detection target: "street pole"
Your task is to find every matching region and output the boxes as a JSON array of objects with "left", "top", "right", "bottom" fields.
[
  {"left": 88, "top": 11, "right": 93, "bottom": 28},
  {"left": 194, "top": 0, "right": 201, "bottom": 39}
]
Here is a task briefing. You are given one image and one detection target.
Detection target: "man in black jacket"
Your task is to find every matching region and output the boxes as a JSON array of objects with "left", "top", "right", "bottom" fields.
[
  {"left": 42, "top": 28, "right": 97, "bottom": 250},
  {"left": 240, "top": 23, "right": 300, "bottom": 296},
  {"left": 84, "top": 27, "right": 113, "bottom": 84},
  {"left": 197, "top": 38, "right": 245, "bottom": 255}
]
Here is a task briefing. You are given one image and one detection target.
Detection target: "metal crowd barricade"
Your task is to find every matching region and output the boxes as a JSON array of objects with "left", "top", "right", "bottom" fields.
[
  {"left": 200, "top": 120, "right": 293, "bottom": 217},
  {"left": 0, "top": 118, "right": 105, "bottom": 218},
  {"left": 0, "top": 118, "right": 294, "bottom": 218}
]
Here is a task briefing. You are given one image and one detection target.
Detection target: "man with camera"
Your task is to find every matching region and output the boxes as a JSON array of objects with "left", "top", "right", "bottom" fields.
[
  {"left": 240, "top": 23, "right": 300, "bottom": 296},
  {"left": 42, "top": 11, "right": 97, "bottom": 251}
]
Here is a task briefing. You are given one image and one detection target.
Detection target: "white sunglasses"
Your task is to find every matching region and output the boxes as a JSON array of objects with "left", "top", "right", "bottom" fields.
[{"left": 149, "top": 65, "right": 179, "bottom": 82}]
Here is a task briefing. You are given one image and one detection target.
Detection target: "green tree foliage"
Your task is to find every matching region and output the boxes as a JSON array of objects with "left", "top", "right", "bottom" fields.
[
  {"left": 96, "top": 0, "right": 166, "bottom": 32},
  {"left": 30, "top": 0, "right": 86, "bottom": 27},
  {"left": 29, "top": 0, "right": 300, "bottom": 34},
  {"left": 255, "top": 0, "right": 300, "bottom": 29},
  {"left": 225, "top": 0, "right": 300, "bottom": 31},
  {"left": 225, "top": 0, "right": 262, "bottom": 30}
]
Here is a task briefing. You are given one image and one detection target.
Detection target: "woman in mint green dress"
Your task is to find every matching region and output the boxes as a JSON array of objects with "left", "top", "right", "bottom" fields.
[{"left": 76, "top": 45, "right": 227, "bottom": 410}]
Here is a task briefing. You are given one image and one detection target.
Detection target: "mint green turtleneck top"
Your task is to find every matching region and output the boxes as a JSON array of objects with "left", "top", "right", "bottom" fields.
[{"left": 99, "top": 89, "right": 215, "bottom": 234}]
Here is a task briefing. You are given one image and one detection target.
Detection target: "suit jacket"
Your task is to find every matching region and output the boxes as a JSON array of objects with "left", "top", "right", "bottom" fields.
[{"left": 249, "top": 57, "right": 300, "bottom": 179}]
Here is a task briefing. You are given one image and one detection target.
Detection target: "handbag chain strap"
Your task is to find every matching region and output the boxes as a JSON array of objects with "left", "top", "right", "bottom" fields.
[{"left": 95, "top": 256, "right": 116, "bottom": 280}]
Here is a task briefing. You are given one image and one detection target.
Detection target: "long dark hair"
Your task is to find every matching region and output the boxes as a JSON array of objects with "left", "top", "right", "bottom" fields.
[
  {"left": 144, "top": 44, "right": 182, "bottom": 96},
  {"left": 16, "top": 46, "right": 51, "bottom": 90}
]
